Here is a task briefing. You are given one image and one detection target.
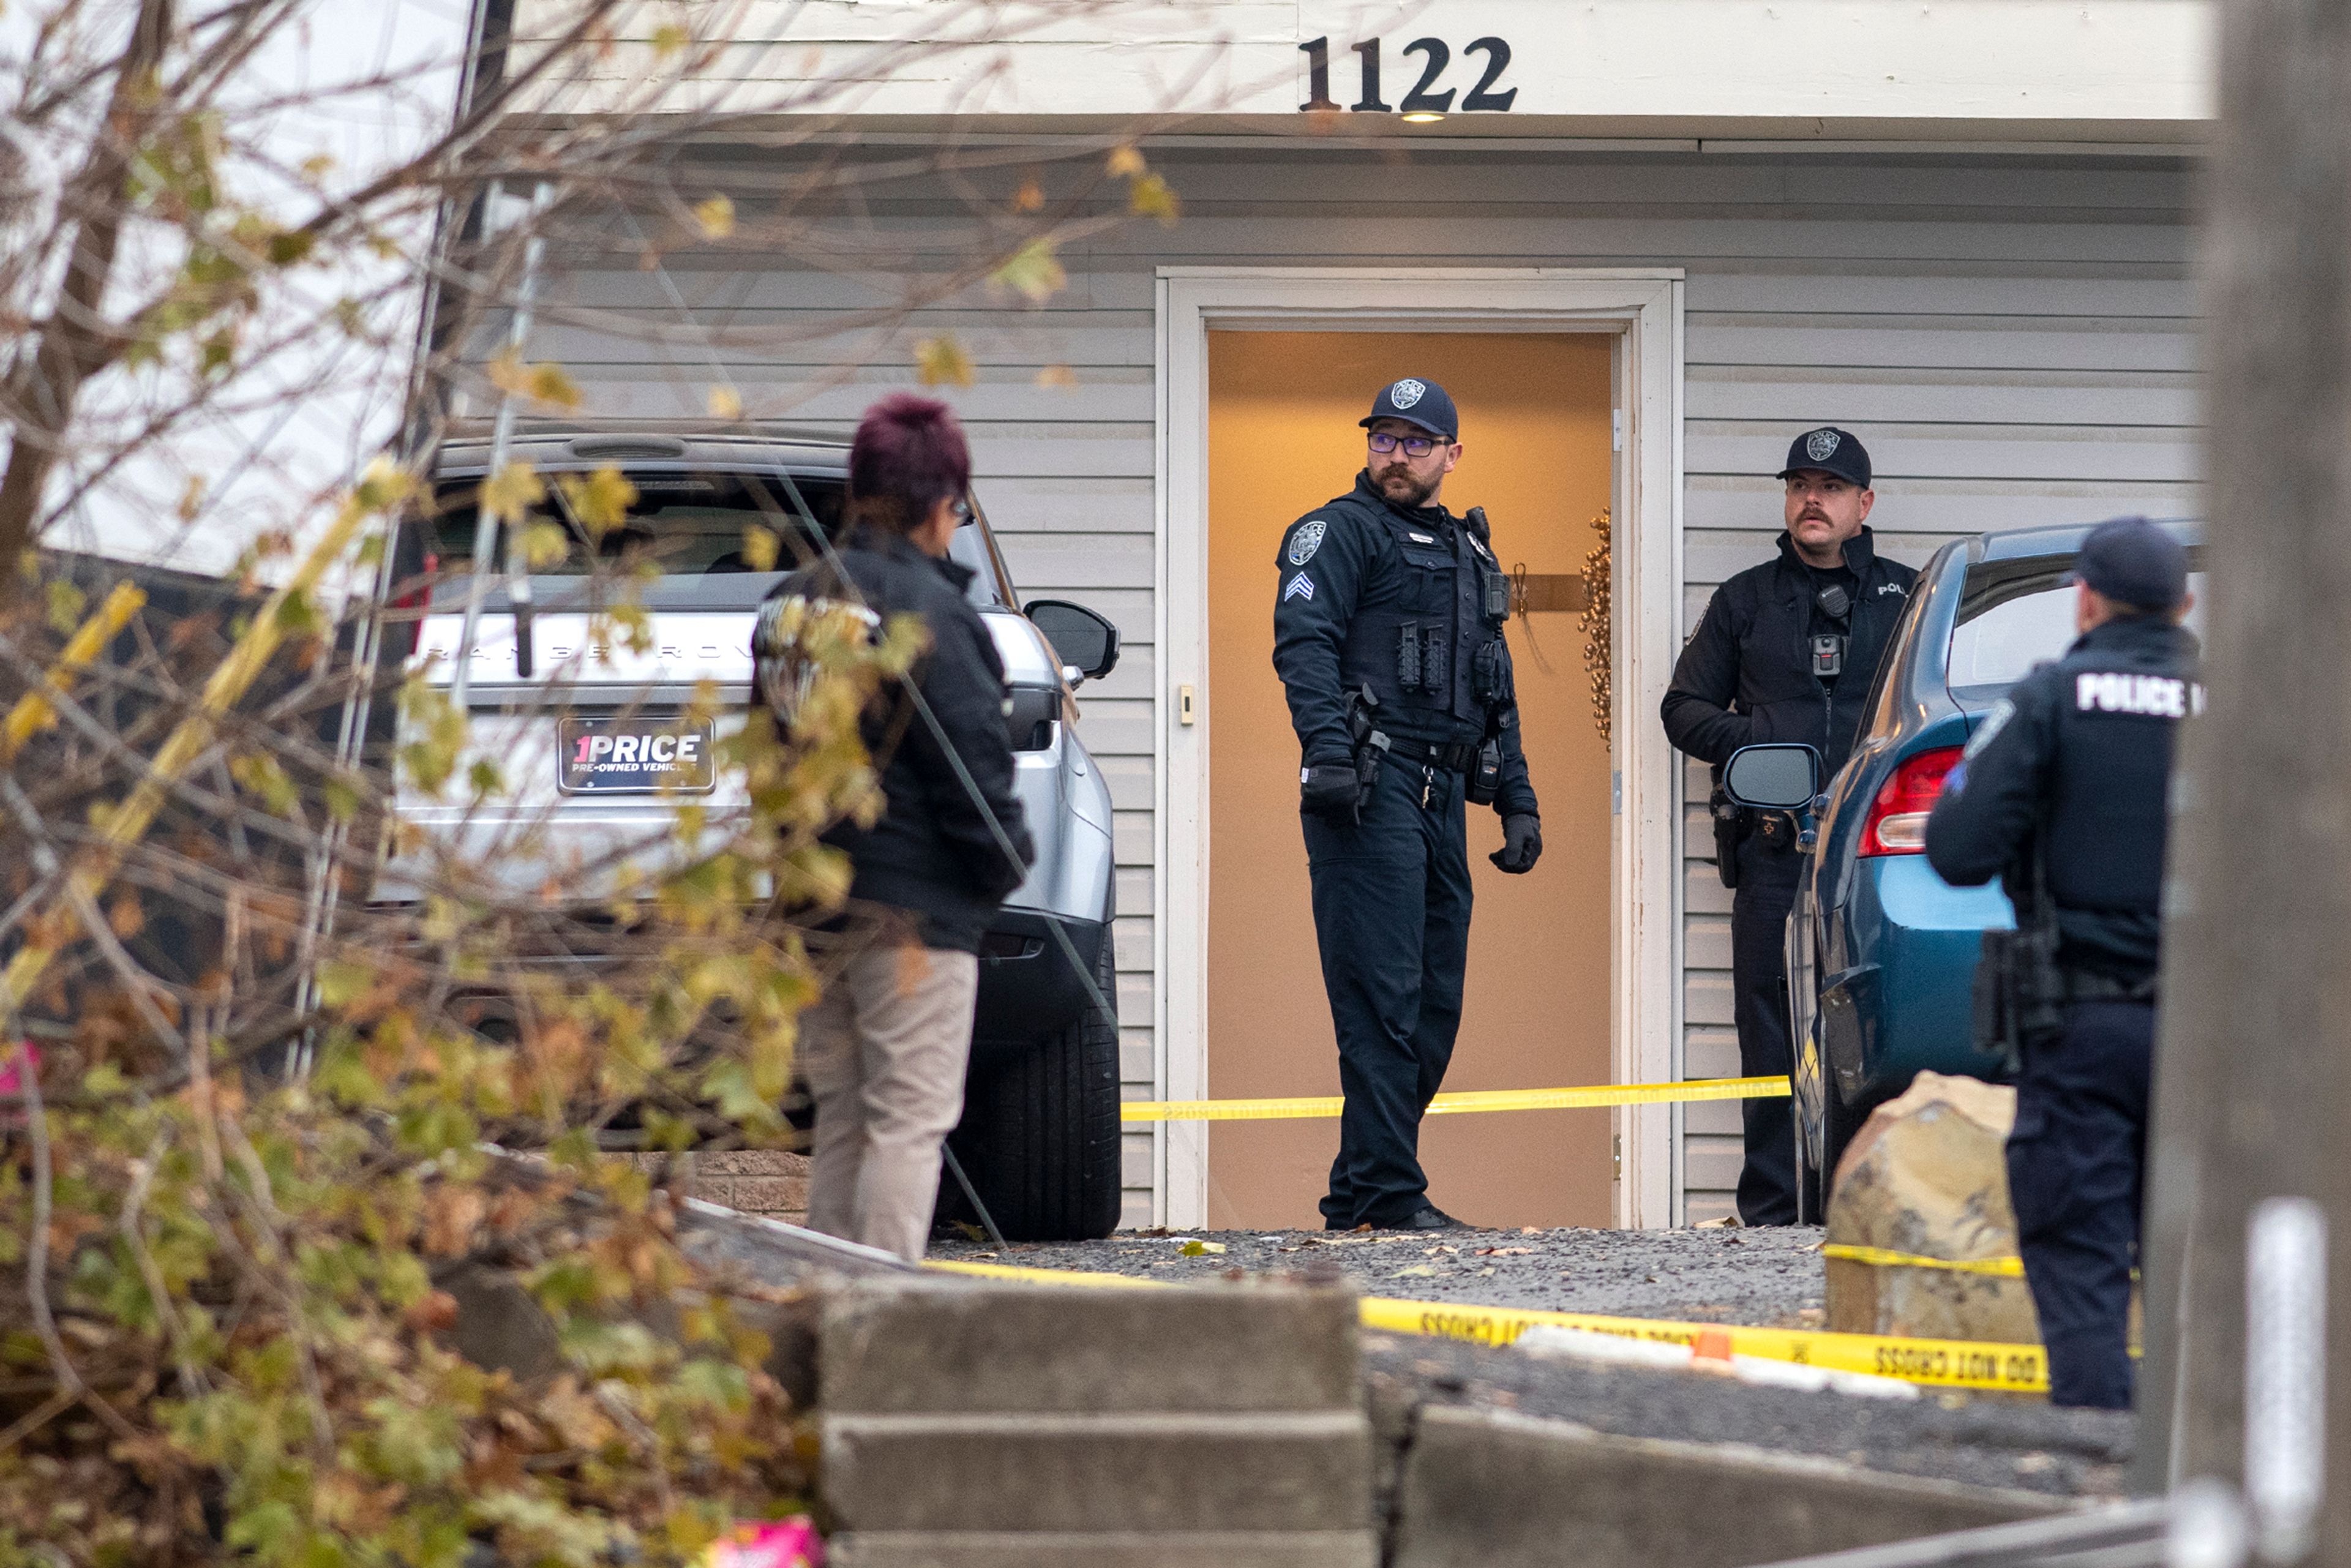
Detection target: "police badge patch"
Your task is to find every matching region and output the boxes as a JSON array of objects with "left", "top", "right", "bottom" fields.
[
  {"left": 1287, "top": 520, "right": 1327, "bottom": 565},
  {"left": 1805, "top": 428, "right": 1842, "bottom": 463},
  {"left": 1964, "top": 697, "right": 2014, "bottom": 759},
  {"left": 1390, "top": 378, "right": 1426, "bottom": 410}
]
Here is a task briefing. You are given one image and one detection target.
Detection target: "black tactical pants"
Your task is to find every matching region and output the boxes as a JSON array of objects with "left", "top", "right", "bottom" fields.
[
  {"left": 1303, "top": 758, "right": 1472, "bottom": 1229},
  {"left": 2008, "top": 999, "right": 2153, "bottom": 1409},
  {"left": 1730, "top": 830, "right": 1804, "bottom": 1226}
]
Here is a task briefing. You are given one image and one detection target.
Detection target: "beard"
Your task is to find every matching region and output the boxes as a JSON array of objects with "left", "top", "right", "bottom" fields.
[{"left": 1374, "top": 463, "right": 1438, "bottom": 508}]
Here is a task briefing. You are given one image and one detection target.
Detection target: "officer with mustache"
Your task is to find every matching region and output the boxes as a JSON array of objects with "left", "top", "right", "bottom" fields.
[
  {"left": 1272, "top": 377, "right": 1542, "bottom": 1232},
  {"left": 1660, "top": 428, "right": 1918, "bottom": 1225}
]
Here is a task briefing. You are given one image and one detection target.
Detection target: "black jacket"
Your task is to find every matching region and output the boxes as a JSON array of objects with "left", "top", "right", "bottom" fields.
[
  {"left": 1271, "top": 471, "right": 1539, "bottom": 820},
  {"left": 754, "top": 530, "right": 1036, "bottom": 953},
  {"left": 1925, "top": 615, "right": 2199, "bottom": 982},
  {"left": 1661, "top": 528, "right": 1919, "bottom": 775}
]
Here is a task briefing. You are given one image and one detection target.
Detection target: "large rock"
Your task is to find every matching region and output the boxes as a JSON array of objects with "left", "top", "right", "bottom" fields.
[{"left": 1825, "top": 1072, "right": 2041, "bottom": 1345}]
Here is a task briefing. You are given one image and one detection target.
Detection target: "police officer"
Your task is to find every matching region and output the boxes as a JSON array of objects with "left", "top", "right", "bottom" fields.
[
  {"left": 1272, "top": 377, "right": 1542, "bottom": 1232},
  {"left": 1924, "top": 517, "right": 2195, "bottom": 1409},
  {"left": 1661, "top": 428, "right": 1917, "bottom": 1225}
]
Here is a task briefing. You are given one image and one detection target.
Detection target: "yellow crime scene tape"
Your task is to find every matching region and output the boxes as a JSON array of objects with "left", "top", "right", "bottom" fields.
[
  {"left": 1821, "top": 1244, "right": 2027, "bottom": 1280},
  {"left": 926, "top": 1256, "right": 2050, "bottom": 1395},
  {"left": 1121, "top": 1075, "right": 1790, "bottom": 1123}
]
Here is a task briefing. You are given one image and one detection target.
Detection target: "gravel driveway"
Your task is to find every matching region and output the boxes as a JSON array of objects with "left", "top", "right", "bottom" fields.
[{"left": 931, "top": 1223, "right": 1832, "bottom": 1326}]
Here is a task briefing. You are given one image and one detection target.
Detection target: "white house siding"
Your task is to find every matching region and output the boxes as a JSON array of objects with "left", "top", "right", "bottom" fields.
[{"left": 517, "top": 146, "right": 2200, "bottom": 1227}]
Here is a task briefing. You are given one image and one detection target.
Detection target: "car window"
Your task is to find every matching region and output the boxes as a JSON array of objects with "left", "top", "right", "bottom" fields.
[
  {"left": 1949, "top": 554, "right": 2205, "bottom": 697},
  {"left": 426, "top": 470, "right": 1007, "bottom": 610}
]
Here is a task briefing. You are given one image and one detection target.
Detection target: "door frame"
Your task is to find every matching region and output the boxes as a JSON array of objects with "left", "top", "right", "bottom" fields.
[{"left": 1153, "top": 266, "right": 1688, "bottom": 1230}]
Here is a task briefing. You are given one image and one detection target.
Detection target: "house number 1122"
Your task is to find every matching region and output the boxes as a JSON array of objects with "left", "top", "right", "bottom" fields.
[{"left": 1298, "top": 36, "right": 1518, "bottom": 114}]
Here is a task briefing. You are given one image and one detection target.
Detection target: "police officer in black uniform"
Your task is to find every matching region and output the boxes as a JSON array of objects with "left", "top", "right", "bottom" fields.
[
  {"left": 1661, "top": 428, "right": 1918, "bottom": 1225},
  {"left": 1924, "top": 517, "right": 2196, "bottom": 1409},
  {"left": 1273, "top": 377, "right": 1542, "bottom": 1232}
]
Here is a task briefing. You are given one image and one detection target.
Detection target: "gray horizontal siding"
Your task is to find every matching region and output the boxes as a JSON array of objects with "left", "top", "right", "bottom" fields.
[{"left": 500, "top": 144, "right": 2199, "bottom": 1228}]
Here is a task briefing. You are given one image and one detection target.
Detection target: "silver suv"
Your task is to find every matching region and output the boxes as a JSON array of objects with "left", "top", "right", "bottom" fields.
[{"left": 377, "top": 430, "right": 1123, "bottom": 1240}]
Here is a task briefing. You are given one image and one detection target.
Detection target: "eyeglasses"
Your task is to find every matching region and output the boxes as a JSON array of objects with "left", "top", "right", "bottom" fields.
[
  {"left": 950, "top": 497, "right": 973, "bottom": 521},
  {"left": 1368, "top": 432, "right": 1441, "bottom": 457}
]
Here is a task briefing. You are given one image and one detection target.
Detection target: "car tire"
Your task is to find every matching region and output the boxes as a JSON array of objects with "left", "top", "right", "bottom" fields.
[
  {"left": 944, "top": 926, "right": 1122, "bottom": 1242},
  {"left": 1815, "top": 1067, "right": 1872, "bottom": 1218}
]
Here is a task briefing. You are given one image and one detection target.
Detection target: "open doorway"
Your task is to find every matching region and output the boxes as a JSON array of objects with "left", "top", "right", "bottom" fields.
[{"left": 1202, "top": 330, "right": 1617, "bottom": 1229}]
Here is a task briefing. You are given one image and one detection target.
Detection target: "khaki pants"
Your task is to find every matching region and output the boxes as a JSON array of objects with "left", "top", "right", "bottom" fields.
[{"left": 800, "top": 940, "right": 980, "bottom": 1262}]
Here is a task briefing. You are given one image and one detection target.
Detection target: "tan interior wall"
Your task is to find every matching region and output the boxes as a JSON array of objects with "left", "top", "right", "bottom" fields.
[{"left": 1204, "top": 331, "right": 1618, "bottom": 1230}]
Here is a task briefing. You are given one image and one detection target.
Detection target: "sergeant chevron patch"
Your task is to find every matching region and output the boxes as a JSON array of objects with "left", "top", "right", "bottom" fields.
[{"left": 1284, "top": 572, "right": 1316, "bottom": 602}]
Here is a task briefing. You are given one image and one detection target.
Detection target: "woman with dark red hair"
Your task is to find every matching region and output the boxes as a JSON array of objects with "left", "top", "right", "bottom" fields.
[{"left": 753, "top": 394, "right": 1035, "bottom": 1261}]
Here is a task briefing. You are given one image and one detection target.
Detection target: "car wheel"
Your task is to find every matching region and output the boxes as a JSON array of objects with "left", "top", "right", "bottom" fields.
[{"left": 943, "top": 926, "right": 1122, "bottom": 1242}]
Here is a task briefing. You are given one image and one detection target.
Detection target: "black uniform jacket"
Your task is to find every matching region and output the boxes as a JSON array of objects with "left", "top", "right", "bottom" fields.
[
  {"left": 1661, "top": 528, "right": 1919, "bottom": 775},
  {"left": 1924, "top": 614, "right": 2198, "bottom": 983},
  {"left": 755, "top": 529, "right": 1037, "bottom": 953},
  {"left": 1271, "top": 471, "right": 1539, "bottom": 820}
]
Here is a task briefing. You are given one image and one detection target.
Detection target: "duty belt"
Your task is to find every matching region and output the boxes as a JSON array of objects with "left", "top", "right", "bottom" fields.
[
  {"left": 2064, "top": 969, "right": 2158, "bottom": 1004},
  {"left": 1384, "top": 735, "right": 1480, "bottom": 773}
]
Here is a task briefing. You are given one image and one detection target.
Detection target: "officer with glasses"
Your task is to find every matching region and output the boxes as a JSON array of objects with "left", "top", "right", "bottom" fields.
[{"left": 1272, "top": 377, "right": 1542, "bottom": 1232}]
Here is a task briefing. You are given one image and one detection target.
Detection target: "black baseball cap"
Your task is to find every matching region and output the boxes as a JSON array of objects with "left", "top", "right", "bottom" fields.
[
  {"left": 1361, "top": 377, "right": 1458, "bottom": 441},
  {"left": 1776, "top": 427, "right": 1872, "bottom": 489},
  {"left": 2066, "top": 517, "right": 2189, "bottom": 612}
]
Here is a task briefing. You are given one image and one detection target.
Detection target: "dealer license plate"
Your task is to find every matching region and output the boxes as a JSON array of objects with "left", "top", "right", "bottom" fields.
[{"left": 557, "top": 716, "right": 718, "bottom": 795}]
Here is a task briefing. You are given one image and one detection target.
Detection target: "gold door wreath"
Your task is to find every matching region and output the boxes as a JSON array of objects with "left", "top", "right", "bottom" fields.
[{"left": 1580, "top": 508, "right": 1612, "bottom": 745}]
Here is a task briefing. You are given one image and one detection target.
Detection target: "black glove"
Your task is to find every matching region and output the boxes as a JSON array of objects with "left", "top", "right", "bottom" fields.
[
  {"left": 1490, "top": 812, "right": 1542, "bottom": 874},
  {"left": 1300, "top": 762, "right": 1361, "bottom": 819}
]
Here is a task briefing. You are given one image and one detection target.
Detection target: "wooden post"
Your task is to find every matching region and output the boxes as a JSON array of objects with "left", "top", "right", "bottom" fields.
[{"left": 2133, "top": 1, "right": 2351, "bottom": 1555}]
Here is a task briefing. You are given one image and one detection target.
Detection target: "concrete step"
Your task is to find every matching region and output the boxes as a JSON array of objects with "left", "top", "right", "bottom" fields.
[
  {"left": 820, "top": 1279, "right": 1360, "bottom": 1414},
  {"left": 820, "top": 1409, "right": 1374, "bottom": 1534},
  {"left": 1389, "top": 1406, "right": 2064, "bottom": 1568},
  {"left": 830, "top": 1530, "right": 1381, "bottom": 1567}
]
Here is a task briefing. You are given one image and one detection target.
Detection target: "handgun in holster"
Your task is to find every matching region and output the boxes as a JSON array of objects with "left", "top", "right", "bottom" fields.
[
  {"left": 1343, "top": 685, "right": 1390, "bottom": 821},
  {"left": 1971, "top": 842, "right": 2067, "bottom": 1074},
  {"left": 1709, "top": 778, "right": 1747, "bottom": 890}
]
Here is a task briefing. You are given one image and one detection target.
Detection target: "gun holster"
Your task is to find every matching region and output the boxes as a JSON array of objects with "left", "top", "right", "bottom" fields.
[
  {"left": 1709, "top": 782, "right": 1748, "bottom": 890},
  {"left": 1343, "top": 685, "right": 1390, "bottom": 820},
  {"left": 1466, "top": 737, "right": 1503, "bottom": 806},
  {"left": 1971, "top": 836, "right": 2067, "bottom": 1073}
]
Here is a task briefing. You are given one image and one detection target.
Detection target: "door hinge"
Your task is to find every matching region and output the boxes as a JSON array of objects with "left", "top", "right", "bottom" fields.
[
  {"left": 1612, "top": 410, "right": 1625, "bottom": 452},
  {"left": 1613, "top": 1133, "right": 1623, "bottom": 1183}
]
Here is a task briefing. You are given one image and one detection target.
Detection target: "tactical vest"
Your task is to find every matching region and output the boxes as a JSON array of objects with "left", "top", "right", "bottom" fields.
[
  {"left": 2042, "top": 631, "right": 2196, "bottom": 913},
  {"left": 1325, "top": 493, "right": 1513, "bottom": 741}
]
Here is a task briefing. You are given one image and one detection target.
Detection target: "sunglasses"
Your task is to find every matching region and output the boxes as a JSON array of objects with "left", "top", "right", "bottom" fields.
[{"left": 1368, "top": 432, "right": 1443, "bottom": 457}]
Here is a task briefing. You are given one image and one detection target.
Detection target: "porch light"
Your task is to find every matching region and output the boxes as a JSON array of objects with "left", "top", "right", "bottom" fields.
[{"left": 1400, "top": 111, "right": 1445, "bottom": 124}]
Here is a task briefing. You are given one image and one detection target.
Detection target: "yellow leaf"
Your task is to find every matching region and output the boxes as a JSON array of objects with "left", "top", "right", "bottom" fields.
[
  {"left": 1107, "top": 144, "right": 1146, "bottom": 178},
  {"left": 487, "top": 347, "right": 582, "bottom": 410},
  {"left": 481, "top": 461, "right": 544, "bottom": 522},
  {"left": 913, "top": 336, "right": 975, "bottom": 388},
  {"left": 521, "top": 521, "right": 571, "bottom": 569},
  {"left": 1013, "top": 178, "right": 1044, "bottom": 212},
  {"left": 991, "top": 238, "right": 1066, "bottom": 305},
  {"left": 692, "top": 194, "right": 735, "bottom": 240},
  {"left": 1129, "top": 173, "right": 1182, "bottom": 227},
  {"left": 651, "top": 20, "right": 689, "bottom": 58},
  {"left": 707, "top": 384, "right": 743, "bottom": 420},
  {"left": 177, "top": 475, "right": 206, "bottom": 522},
  {"left": 1034, "top": 364, "right": 1077, "bottom": 389},
  {"left": 741, "top": 525, "right": 779, "bottom": 571},
  {"left": 558, "top": 467, "right": 637, "bottom": 536}
]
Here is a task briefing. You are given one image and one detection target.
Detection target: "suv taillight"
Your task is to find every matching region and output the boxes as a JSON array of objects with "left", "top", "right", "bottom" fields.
[{"left": 1858, "top": 745, "right": 1963, "bottom": 857}]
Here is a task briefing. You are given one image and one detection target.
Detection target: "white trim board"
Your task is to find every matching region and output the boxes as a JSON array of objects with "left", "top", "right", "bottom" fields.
[{"left": 1153, "top": 266, "right": 1686, "bottom": 1231}]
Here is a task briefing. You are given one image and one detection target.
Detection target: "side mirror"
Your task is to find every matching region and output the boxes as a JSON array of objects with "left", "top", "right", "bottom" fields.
[
  {"left": 1024, "top": 599, "right": 1120, "bottom": 685},
  {"left": 1722, "top": 743, "right": 1822, "bottom": 811}
]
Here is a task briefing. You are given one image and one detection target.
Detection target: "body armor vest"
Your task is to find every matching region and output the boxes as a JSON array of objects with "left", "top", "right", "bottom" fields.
[{"left": 1325, "top": 493, "right": 1512, "bottom": 742}]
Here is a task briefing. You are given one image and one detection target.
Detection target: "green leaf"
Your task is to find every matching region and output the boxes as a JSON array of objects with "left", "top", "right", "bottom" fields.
[{"left": 991, "top": 238, "right": 1067, "bottom": 304}]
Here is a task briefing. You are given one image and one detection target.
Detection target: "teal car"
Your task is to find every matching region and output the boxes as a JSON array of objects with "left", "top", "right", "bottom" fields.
[{"left": 1783, "top": 520, "right": 2202, "bottom": 1216}]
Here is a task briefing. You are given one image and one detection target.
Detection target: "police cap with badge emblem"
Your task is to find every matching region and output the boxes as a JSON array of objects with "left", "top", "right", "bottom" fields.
[
  {"left": 1362, "top": 377, "right": 1460, "bottom": 441},
  {"left": 1775, "top": 426, "right": 1872, "bottom": 489}
]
